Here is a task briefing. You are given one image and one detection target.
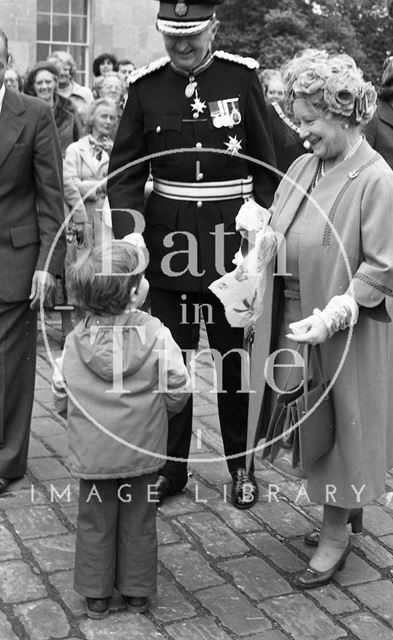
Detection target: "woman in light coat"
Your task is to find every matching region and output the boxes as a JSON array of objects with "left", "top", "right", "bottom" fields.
[
  {"left": 63, "top": 98, "right": 117, "bottom": 248},
  {"left": 245, "top": 51, "right": 393, "bottom": 589}
]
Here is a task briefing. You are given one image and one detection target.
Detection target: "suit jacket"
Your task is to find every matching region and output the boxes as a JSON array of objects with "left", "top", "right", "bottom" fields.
[
  {"left": 108, "top": 53, "right": 279, "bottom": 292},
  {"left": 365, "top": 100, "right": 393, "bottom": 169},
  {"left": 0, "top": 89, "right": 66, "bottom": 303}
]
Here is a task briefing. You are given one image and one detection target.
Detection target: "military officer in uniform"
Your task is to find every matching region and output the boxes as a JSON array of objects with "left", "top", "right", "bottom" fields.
[{"left": 107, "top": 0, "right": 279, "bottom": 508}]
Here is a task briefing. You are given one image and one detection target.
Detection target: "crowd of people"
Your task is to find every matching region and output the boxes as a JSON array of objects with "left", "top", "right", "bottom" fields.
[{"left": 1, "top": 0, "right": 393, "bottom": 624}]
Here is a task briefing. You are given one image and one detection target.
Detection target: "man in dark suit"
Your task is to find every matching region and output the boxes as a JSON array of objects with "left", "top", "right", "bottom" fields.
[
  {"left": 108, "top": 1, "right": 278, "bottom": 508},
  {"left": 0, "top": 28, "right": 66, "bottom": 494}
]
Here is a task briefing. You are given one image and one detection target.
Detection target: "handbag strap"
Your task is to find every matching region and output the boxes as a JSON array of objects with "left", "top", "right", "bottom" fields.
[
  {"left": 302, "top": 343, "right": 309, "bottom": 411},
  {"left": 279, "top": 342, "right": 327, "bottom": 408},
  {"left": 302, "top": 343, "right": 327, "bottom": 413},
  {"left": 279, "top": 342, "right": 303, "bottom": 392}
]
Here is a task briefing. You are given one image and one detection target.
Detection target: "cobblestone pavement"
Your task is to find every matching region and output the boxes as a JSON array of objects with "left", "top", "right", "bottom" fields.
[{"left": 0, "top": 316, "right": 393, "bottom": 640}]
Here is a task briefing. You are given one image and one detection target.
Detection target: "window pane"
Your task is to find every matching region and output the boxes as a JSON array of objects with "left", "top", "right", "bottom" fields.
[
  {"left": 69, "top": 45, "right": 85, "bottom": 71},
  {"left": 75, "top": 70, "right": 86, "bottom": 85},
  {"left": 37, "top": 0, "right": 51, "bottom": 11},
  {"left": 53, "top": 0, "right": 69, "bottom": 12},
  {"left": 71, "top": 0, "right": 88, "bottom": 15},
  {"left": 71, "top": 16, "right": 87, "bottom": 42},
  {"left": 53, "top": 14, "right": 69, "bottom": 41},
  {"left": 36, "top": 43, "right": 50, "bottom": 61},
  {"left": 37, "top": 14, "right": 51, "bottom": 40}
]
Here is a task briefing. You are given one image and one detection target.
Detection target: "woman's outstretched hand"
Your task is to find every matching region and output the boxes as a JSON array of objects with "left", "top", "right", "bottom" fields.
[{"left": 286, "top": 314, "right": 329, "bottom": 344}]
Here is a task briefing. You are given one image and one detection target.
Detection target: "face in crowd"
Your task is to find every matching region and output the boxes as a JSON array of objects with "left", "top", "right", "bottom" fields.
[
  {"left": 91, "top": 103, "right": 117, "bottom": 138},
  {"left": 294, "top": 99, "right": 351, "bottom": 163},
  {"left": 99, "top": 75, "right": 123, "bottom": 104},
  {"left": 33, "top": 69, "right": 57, "bottom": 104},
  {"left": 118, "top": 63, "right": 135, "bottom": 87},
  {"left": 4, "top": 68, "right": 19, "bottom": 90},
  {"left": 266, "top": 76, "right": 285, "bottom": 103},
  {"left": 55, "top": 61, "right": 72, "bottom": 89},
  {"left": 99, "top": 57, "right": 114, "bottom": 76}
]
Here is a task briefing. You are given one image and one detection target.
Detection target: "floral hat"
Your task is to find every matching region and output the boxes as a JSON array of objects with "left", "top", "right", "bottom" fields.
[{"left": 283, "top": 49, "right": 376, "bottom": 124}]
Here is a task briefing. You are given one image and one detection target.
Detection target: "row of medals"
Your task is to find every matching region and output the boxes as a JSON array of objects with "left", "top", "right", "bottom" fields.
[{"left": 185, "top": 76, "right": 242, "bottom": 129}]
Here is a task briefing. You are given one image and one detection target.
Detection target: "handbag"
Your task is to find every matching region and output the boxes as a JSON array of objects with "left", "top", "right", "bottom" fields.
[{"left": 262, "top": 343, "right": 335, "bottom": 470}]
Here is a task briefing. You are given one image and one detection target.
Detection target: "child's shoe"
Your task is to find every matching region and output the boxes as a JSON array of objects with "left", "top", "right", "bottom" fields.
[
  {"left": 86, "top": 597, "right": 109, "bottom": 619},
  {"left": 124, "top": 596, "right": 149, "bottom": 614}
]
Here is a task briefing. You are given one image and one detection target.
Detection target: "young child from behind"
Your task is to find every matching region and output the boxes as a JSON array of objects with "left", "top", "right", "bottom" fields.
[{"left": 52, "top": 240, "right": 190, "bottom": 619}]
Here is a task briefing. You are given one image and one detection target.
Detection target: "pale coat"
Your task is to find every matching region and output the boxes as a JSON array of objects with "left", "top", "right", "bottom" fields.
[
  {"left": 248, "top": 140, "right": 393, "bottom": 507},
  {"left": 53, "top": 309, "right": 190, "bottom": 479},
  {"left": 63, "top": 134, "right": 110, "bottom": 242}
]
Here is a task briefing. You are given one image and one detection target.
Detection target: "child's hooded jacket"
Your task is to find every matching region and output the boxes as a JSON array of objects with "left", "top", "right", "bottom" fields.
[{"left": 53, "top": 309, "right": 190, "bottom": 479}]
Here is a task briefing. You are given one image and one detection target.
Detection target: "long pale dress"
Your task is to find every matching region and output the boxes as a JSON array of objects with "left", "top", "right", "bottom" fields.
[{"left": 251, "top": 145, "right": 393, "bottom": 508}]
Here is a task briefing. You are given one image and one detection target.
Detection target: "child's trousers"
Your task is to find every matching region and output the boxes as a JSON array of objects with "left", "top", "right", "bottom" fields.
[{"left": 73, "top": 473, "right": 158, "bottom": 598}]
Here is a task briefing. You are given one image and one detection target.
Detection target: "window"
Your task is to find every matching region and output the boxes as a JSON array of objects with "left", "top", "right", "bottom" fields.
[{"left": 37, "top": 0, "right": 90, "bottom": 86}]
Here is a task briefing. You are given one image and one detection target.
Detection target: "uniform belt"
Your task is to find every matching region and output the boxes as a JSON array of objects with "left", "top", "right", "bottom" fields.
[{"left": 153, "top": 176, "right": 253, "bottom": 201}]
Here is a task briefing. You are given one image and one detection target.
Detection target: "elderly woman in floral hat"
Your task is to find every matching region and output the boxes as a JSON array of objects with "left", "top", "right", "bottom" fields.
[{"left": 243, "top": 50, "right": 393, "bottom": 588}]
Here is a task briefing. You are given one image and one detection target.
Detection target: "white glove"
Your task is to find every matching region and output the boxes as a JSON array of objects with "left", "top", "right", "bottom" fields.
[{"left": 287, "top": 294, "right": 359, "bottom": 344}]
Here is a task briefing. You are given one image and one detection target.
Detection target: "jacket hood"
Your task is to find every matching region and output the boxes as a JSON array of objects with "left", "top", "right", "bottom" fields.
[{"left": 71, "top": 310, "right": 163, "bottom": 381}]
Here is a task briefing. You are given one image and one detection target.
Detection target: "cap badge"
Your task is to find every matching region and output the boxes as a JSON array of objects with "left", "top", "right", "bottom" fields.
[{"left": 175, "top": 2, "right": 189, "bottom": 16}]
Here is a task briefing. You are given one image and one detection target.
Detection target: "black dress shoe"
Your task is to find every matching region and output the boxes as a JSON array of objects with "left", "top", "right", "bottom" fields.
[
  {"left": 124, "top": 595, "right": 149, "bottom": 613},
  {"left": 304, "top": 508, "right": 363, "bottom": 547},
  {"left": 153, "top": 475, "right": 181, "bottom": 506},
  {"left": 0, "top": 478, "right": 10, "bottom": 495},
  {"left": 230, "top": 468, "right": 259, "bottom": 510},
  {"left": 86, "top": 597, "right": 109, "bottom": 619},
  {"left": 296, "top": 541, "right": 351, "bottom": 589}
]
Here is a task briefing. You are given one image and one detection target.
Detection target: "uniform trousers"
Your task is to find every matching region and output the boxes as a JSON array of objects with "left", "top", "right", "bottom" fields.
[
  {"left": 150, "top": 288, "right": 249, "bottom": 488},
  {"left": 0, "top": 301, "right": 37, "bottom": 478},
  {"left": 74, "top": 474, "right": 158, "bottom": 598}
]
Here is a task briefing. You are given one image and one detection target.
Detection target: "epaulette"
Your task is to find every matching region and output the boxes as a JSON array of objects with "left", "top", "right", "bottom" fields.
[
  {"left": 214, "top": 50, "right": 259, "bottom": 70},
  {"left": 130, "top": 56, "right": 170, "bottom": 83}
]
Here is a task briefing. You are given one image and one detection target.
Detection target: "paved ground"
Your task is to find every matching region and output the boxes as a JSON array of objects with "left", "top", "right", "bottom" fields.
[{"left": 0, "top": 314, "right": 393, "bottom": 640}]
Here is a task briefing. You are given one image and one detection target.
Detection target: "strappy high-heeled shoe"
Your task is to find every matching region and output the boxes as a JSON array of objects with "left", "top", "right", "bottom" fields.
[
  {"left": 304, "top": 508, "right": 363, "bottom": 547},
  {"left": 296, "top": 540, "right": 351, "bottom": 589}
]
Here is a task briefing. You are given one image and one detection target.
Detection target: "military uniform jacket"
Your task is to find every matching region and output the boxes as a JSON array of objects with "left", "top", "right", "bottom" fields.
[{"left": 108, "top": 52, "right": 278, "bottom": 292}]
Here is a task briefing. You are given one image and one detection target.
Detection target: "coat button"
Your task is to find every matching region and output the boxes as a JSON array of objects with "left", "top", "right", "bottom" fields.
[
  {"left": 197, "top": 200, "right": 203, "bottom": 208},
  {"left": 156, "top": 125, "right": 161, "bottom": 133},
  {"left": 196, "top": 142, "right": 202, "bottom": 149}
]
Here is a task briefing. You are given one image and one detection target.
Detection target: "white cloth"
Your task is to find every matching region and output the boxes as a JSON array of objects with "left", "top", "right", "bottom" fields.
[{"left": 209, "top": 200, "right": 277, "bottom": 327}]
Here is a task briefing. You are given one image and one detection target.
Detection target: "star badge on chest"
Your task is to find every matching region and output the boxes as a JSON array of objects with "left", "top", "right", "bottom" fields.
[
  {"left": 191, "top": 96, "right": 207, "bottom": 116},
  {"left": 224, "top": 135, "right": 242, "bottom": 156}
]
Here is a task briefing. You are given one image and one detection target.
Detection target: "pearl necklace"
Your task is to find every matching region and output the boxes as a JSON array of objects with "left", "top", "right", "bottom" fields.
[{"left": 313, "top": 135, "right": 363, "bottom": 188}]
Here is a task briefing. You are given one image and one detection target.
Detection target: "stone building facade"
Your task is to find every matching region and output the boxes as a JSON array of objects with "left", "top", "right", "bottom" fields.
[{"left": 1, "top": 0, "right": 165, "bottom": 86}]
